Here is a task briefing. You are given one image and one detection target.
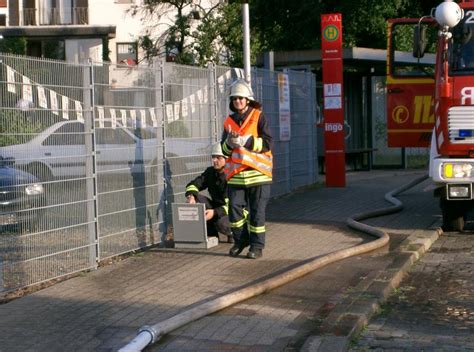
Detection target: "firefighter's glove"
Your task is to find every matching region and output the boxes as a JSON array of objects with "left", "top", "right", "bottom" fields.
[
  {"left": 226, "top": 132, "right": 240, "bottom": 148},
  {"left": 227, "top": 132, "right": 251, "bottom": 148}
]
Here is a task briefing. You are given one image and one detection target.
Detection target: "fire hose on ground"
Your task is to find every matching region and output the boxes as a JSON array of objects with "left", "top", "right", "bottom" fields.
[{"left": 118, "top": 174, "right": 429, "bottom": 352}]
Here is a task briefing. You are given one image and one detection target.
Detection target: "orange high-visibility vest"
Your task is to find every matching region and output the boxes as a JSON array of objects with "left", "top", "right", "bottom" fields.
[{"left": 223, "top": 109, "right": 273, "bottom": 181}]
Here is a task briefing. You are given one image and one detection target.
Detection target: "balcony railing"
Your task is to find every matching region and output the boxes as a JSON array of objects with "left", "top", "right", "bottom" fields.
[
  {"left": 22, "top": 8, "right": 36, "bottom": 26},
  {"left": 20, "top": 7, "right": 89, "bottom": 26}
]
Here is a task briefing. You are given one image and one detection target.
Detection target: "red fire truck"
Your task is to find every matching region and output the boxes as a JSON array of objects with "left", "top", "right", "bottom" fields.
[{"left": 387, "top": 0, "right": 474, "bottom": 231}]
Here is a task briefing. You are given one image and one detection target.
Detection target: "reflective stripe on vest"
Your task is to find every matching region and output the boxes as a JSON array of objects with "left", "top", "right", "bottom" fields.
[
  {"left": 223, "top": 162, "right": 247, "bottom": 180},
  {"left": 228, "top": 172, "right": 272, "bottom": 186},
  {"left": 223, "top": 109, "right": 273, "bottom": 181},
  {"left": 232, "top": 148, "right": 272, "bottom": 175},
  {"left": 224, "top": 148, "right": 272, "bottom": 179}
]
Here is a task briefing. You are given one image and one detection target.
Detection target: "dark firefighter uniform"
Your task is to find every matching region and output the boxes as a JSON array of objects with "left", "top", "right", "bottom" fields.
[
  {"left": 185, "top": 166, "right": 230, "bottom": 237},
  {"left": 221, "top": 107, "right": 273, "bottom": 250}
]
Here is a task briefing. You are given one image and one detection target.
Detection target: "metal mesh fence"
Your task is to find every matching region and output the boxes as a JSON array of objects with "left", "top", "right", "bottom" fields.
[
  {"left": 0, "top": 54, "right": 95, "bottom": 290},
  {"left": 92, "top": 62, "right": 165, "bottom": 259},
  {"left": 0, "top": 54, "right": 317, "bottom": 293},
  {"left": 215, "top": 67, "right": 318, "bottom": 197}
]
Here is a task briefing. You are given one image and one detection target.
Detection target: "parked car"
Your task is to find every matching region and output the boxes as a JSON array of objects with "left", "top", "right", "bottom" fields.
[
  {"left": 0, "top": 121, "right": 211, "bottom": 181},
  {"left": 0, "top": 158, "right": 45, "bottom": 232}
]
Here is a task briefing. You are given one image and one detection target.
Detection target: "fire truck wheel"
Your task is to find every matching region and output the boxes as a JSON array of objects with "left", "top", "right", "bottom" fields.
[{"left": 441, "top": 199, "right": 465, "bottom": 232}]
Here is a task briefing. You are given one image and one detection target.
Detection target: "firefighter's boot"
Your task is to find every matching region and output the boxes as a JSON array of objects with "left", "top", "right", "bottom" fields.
[
  {"left": 229, "top": 244, "right": 245, "bottom": 257},
  {"left": 246, "top": 247, "right": 263, "bottom": 259}
]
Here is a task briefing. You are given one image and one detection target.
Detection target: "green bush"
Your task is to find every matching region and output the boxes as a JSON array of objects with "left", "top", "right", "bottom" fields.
[
  {"left": 0, "top": 110, "right": 44, "bottom": 147},
  {"left": 0, "top": 38, "right": 27, "bottom": 55},
  {"left": 165, "top": 120, "right": 189, "bottom": 138}
]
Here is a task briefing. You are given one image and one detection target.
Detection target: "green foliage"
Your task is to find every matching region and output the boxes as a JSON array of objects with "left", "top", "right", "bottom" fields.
[
  {"left": 133, "top": 0, "right": 205, "bottom": 65},
  {"left": 42, "top": 41, "right": 65, "bottom": 60},
  {"left": 133, "top": 0, "right": 262, "bottom": 67},
  {"left": 0, "top": 110, "right": 44, "bottom": 147},
  {"left": 165, "top": 120, "right": 189, "bottom": 138},
  {"left": 0, "top": 38, "right": 27, "bottom": 55},
  {"left": 193, "top": 3, "right": 263, "bottom": 67},
  {"left": 164, "top": 3, "right": 194, "bottom": 65},
  {"left": 102, "top": 38, "right": 111, "bottom": 62},
  {"left": 250, "top": 1, "right": 323, "bottom": 51},
  {"left": 139, "top": 35, "right": 159, "bottom": 62},
  {"left": 393, "top": 23, "right": 415, "bottom": 52},
  {"left": 132, "top": 0, "right": 443, "bottom": 67},
  {"left": 0, "top": 38, "right": 66, "bottom": 59},
  {"left": 250, "top": 0, "right": 442, "bottom": 51},
  {"left": 223, "top": 3, "right": 264, "bottom": 67}
]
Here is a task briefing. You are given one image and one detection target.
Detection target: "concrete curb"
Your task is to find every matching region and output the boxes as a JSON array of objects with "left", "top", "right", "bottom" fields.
[{"left": 300, "top": 226, "right": 442, "bottom": 352}]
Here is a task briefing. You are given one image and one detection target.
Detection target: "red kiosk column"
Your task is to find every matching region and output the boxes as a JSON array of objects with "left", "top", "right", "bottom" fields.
[{"left": 321, "top": 13, "right": 345, "bottom": 187}]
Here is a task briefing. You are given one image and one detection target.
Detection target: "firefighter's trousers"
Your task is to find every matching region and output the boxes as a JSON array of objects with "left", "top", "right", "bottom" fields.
[
  {"left": 195, "top": 194, "right": 231, "bottom": 237},
  {"left": 228, "top": 184, "right": 270, "bottom": 249}
]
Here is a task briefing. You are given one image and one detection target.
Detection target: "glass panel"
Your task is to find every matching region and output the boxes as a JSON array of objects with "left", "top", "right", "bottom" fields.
[
  {"left": 391, "top": 22, "right": 436, "bottom": 77},
  {"left": 450, "top": 9, "right": 474, "bottom": 74}
]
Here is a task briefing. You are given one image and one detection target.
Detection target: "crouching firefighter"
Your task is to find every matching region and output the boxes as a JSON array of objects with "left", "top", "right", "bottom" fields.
[
  {"left": 221, "top": 79, "right": 273, "bottom": 259},
  {"left": 185, "top": 143, "right": 233, "bottom": 243}
]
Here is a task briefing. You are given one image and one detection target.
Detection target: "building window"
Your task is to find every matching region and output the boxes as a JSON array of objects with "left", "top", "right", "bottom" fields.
[
  {"left": 0, "top": 14, "right": 5, "bottom": 26},
  {"left": 26, "top": 40, "right": 65, "bottom": 61},
  {"left": 117, "top": 42, "right": 138, "bottom": 65}
]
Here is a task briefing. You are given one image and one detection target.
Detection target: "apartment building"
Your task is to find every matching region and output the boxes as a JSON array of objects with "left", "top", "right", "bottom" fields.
[
  {"left": 0, "top": 1, "right": 221, "bottom": 65},
  {"left": 0, "top": 0, "right": 148, "bottom": 64}
]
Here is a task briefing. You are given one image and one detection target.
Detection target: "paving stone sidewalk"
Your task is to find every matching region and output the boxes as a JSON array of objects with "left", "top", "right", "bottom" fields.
[
  {"left": 0, "top": 170, "right": 440, "bottom": 352},
  {"left": 350, "top": 231, "right": 474, "bottom": 352}
]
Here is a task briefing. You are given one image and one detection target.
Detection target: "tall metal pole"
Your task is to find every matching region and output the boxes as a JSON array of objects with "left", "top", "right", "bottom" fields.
[{"left": 242, "top": 1, "right": 251, "bottom": 84}]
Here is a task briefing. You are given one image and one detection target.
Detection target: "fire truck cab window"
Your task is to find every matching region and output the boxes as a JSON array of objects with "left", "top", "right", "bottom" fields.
[
  {"left": 391, "top": 23, "right": 436, "bottom": 78},
  {"left": 450, "top": 14, "right": 474, "bottom": 73}
]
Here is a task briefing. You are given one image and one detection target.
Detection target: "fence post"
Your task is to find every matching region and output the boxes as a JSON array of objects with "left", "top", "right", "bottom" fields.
[
  {"left": 312, "top": 73, "right": 319, "bottom": 183},
  {"left": 308, "top": 72, "right": 316, "bottom": 184},
  {"left": 158, "top": 60, "right": 171, "bottom": 241},
  {"left": 0, "top": 257, "right": 3, "bottom": 292},
  {"left": 151, "top": 59, "right": 165, "bottom": 241},
  {"left": 208, "top": 63, "right": 219, "bottom": 143},
  {"left": 251, "top": 67, "right": 259, "bottom": 101},
  {"left": 286, "top": 70, "right": 292, "bottom": 193},
  {"left": 84, "top": 59, "right": 99, "bottom": 267}
]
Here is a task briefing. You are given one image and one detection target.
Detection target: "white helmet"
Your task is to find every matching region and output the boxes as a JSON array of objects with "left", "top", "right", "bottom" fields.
[
  {"left": 228, "top": 79, "right": 261, "bottom": 112},
  {"left": 211, "top": 142, "right": 226, "bottom": 157},
  {"left": 229, "top": 79, "right": 254, "bottom": 101}
]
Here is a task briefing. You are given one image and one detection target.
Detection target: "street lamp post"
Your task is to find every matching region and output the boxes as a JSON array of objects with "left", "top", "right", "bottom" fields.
[{"left": 242, "top": 0, "right": 251, "bottom": 84}]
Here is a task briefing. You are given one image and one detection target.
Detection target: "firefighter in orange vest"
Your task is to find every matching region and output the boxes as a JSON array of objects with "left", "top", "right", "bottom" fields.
[{"left": 221, "top": 79, "right": 273, "bottom": 259}]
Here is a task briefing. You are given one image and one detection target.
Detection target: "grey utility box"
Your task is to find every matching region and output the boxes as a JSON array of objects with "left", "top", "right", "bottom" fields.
[{"left": 171, "top": 203, "right": 219, "bottom": 249}]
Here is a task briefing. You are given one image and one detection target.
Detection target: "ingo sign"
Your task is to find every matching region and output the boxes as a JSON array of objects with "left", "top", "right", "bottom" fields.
[
  {"left": 325, "top": 122, "right": 343, "bottom": 133},
  {"left": 321, "top": 13, "right": 345, "bottom": 187}
]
